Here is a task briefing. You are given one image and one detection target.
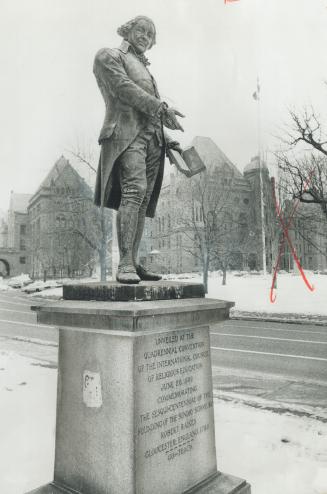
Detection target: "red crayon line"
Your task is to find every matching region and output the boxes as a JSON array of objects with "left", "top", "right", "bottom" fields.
[{"left": 270, "top": 173, "right": 315, "bottom": 303}]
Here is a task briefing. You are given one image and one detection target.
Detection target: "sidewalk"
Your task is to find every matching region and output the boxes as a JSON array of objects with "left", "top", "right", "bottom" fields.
[
  {"left": 231, "top": 309, "right": 327, "bottom": 326},
  {"left": 212, "top": 366, "right": 327, "bottom": 423}
]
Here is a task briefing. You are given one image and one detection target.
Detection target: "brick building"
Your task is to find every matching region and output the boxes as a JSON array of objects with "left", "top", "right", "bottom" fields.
[
  {"left": 28, "top": 156, "right": 102, "bottom": 279},
  {"left": 281, "top": 203, "right": 327, "bottom": 272},
  {"left": 142, "top": 136, "right": 278, "bottom": 274},
  {"left": 0, "top": 192, "right": 32, "bottom": 277}
]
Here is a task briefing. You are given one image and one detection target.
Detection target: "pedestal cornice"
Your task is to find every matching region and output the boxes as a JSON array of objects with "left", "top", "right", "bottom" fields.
[{"left": 32, "top": 298, "right": 235, "bottom": 332}]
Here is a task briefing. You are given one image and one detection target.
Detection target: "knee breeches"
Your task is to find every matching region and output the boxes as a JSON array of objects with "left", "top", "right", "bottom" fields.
[{"left": 117, "top": 127, "right": 163, "bottom": 210}]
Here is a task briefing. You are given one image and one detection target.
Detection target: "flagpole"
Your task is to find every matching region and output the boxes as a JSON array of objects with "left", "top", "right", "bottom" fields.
[{"left": 255, "top": 77, "right": 267, "bottom": 275}]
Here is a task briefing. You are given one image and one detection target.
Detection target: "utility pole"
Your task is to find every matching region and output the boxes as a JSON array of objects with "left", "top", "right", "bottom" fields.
[{"left": 253, "top": 77, "right": 267, "bottom": 275}]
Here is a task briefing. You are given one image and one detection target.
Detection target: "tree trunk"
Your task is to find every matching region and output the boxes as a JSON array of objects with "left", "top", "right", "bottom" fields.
[
  {"left": 202, "top": 255, "right": 209, "bottom": 294},
  {"left": 222, "top": 267, "right": 227, "bottom": 285}
]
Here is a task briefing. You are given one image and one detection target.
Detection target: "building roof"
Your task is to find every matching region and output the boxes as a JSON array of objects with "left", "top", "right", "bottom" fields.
[
  {"left": 190, "top": 136, "right": 243, "bottom": 178},
  {"left": 244, "top": 155, "right": 268, "bottom": 173},
  {"left": 37, "top": 155, "right": 71, "bottom": 190},
  {"left": 9, "top": 193, "right": 32, "bottom": 213},
  {"left": 30, "top": 155, "right": 92, "bottom": 204}
]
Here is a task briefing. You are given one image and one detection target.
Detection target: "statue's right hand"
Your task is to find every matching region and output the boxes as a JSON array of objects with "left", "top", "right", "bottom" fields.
[{"left": 163, "top": 107, "right": 185, "bottom": 132}]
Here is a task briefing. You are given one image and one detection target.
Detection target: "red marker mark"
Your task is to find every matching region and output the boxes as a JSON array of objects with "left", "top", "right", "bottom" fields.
[
  {"left": 270, "top": 173, "right": 315, "bottom": 303},
  {"left": 224, "top": 0, "right": 240, "bottom": 3}
]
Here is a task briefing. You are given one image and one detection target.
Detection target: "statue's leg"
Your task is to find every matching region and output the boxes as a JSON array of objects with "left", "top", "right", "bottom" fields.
[
  {"left": 116, "top": 133, "right": 149, "bottom": 284},
  {"left": 116, "top": 204, "right": 140, "bottom": 284},
  {"left": 132, "top": 200, "right": 146, "bottom": 268},
  {"left": 133, "top": 136, "right": 163, "bottom": 281}
]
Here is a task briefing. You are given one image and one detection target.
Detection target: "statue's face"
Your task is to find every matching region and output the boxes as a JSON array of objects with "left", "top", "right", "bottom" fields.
[{"left": 128, "top": 19, "right": 155, "bottom": 54}]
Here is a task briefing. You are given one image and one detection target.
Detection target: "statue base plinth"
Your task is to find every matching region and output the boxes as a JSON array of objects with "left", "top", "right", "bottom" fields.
[
  {"left": 27, "top": 284, "right": 250, "bottom": 494},
  {"left": 29, "top": 472, "right": 250, "bottom": 494},
  {"left": 63, "top": 280, "right": 205, "bottom": 302}
]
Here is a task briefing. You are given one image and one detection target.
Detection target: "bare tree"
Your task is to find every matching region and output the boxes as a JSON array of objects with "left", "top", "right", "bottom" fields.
[
  {"left": 30, "top": 180, "right": 100, "bottom": 280},
  {"left": 70, "top": 150, "right": 111, "bottom": 281},
  {"left": 174, "top": 166, "right": 250, "bottom": 291},
  {"left": 285, "top": 108, "right": 327, "bottom": 158},
  {"left": 277, "top": 104, "right": 327, "bottom": 218},
  {"left": 274, "top": 100, "right": 327, "bottom": 269}
]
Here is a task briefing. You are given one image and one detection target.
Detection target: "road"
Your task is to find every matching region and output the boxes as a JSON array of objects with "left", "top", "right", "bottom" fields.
[
  {"left": 0, "top": 290, "right": 326, "bottom": 409},
  {"left": 0, "top": 290, "right": 58, "bottom": 343},
  {"left": 210, "top": 319, "right": 327, "bottom": 383}
]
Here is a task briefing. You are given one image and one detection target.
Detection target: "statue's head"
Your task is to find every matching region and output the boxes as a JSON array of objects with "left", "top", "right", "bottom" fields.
[{"left": 117, "top": 16, "right": 156, "bottom": 54}]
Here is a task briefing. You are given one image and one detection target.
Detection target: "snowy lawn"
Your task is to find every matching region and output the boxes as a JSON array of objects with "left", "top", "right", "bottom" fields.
[
  {"left": 0, "top": 351, "right": 56, "bottom": 493},
  {"left": 0, "top": 351, "right": 326, "bottom": 494},
  {"left": 207, "top": 272, "right": 327, "bottom": 316}
]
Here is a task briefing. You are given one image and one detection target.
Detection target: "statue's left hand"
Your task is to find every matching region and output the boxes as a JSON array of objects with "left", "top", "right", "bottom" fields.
[{"left": 168, "top": 142, "right": 183, "bottom": 155}]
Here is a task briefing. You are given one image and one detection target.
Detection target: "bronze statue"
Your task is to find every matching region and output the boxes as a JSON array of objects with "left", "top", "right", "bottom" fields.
[{"left": 93, "top": 15, "right": 184, "bottom": 284}]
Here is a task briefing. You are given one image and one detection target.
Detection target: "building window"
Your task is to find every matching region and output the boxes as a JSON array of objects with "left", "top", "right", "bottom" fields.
[
  {"left": 20, "top": 257, "right": 26, "bottom": 264},
  {"left": 20, "top": 238, "right": 26, "bottom": 251},
  {"left": 20, "top": 224, "right": 26, "bottom": 235},
  {"left": 243, "top": 198, "right": 249, "bottom": 205},
  {"left": 56, "top": 214, "right": 67, "bottom": 229}
]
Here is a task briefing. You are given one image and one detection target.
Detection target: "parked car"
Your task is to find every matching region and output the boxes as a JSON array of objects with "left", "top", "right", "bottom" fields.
[
  {"left": 22, "top": 281, "right": 47, "bottom": 294},
  {"left": 8, "top": 276, "right": 32, "bottom": 289},
  {"left": 22, "top": 280, "right": 62, "bottom": 294}
]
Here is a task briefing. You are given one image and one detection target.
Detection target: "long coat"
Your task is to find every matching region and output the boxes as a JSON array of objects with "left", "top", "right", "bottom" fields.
[{"left": 93, "top": 40, "right": 172, "bottom": 218}]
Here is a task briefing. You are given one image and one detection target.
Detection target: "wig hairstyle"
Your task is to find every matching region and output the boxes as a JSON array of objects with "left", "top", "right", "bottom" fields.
[{"left": 117, "top": 16, "right": 156, "bottom": 49}]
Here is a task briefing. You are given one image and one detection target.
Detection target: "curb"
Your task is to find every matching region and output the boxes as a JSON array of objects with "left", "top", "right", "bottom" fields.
[
  {"left": 230, "top": 312, "right": 327, "bottom": 327},
  {"left": 213, "top": 390, "right": 327, "bottom": 423}
]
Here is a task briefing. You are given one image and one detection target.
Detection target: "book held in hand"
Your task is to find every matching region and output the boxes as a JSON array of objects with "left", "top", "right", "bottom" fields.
[{"left": 167, "top": 146, "right": 206, "bottom": 177}]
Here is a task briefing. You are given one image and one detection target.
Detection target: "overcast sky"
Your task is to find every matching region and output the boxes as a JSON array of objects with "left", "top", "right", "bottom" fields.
[{"left": 0, "top": 0, "right": 326, "bottom": 211}]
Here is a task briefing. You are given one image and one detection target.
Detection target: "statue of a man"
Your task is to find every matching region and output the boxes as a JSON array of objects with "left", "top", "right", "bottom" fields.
[{"left": 93, "top": 15, "right": 184, "bottom": 284}]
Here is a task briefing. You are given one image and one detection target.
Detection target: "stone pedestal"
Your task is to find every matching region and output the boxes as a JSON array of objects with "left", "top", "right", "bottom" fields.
[{"left": 27, "top": 282, "right": 251, "bottom": 494}]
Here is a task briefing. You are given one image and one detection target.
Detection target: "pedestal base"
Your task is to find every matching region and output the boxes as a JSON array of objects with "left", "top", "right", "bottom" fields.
[
  {"left": 63, "top": 281, "right": 205, "bottom": 302},
  {"left": 28, "top": 472, "right": 250, "bottom": 494},
  {"left": 27, "top": 288, "right": 250, "bottom": 494}
]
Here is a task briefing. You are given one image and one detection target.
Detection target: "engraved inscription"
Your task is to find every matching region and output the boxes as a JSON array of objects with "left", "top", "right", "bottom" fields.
[{"left": 136, "top": 329, "right": 214, "bottom": 463}]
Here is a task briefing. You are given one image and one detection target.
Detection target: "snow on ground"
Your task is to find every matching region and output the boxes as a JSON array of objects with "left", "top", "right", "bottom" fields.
[
  {"left": 29, "top": 286, "right": 63, "bottom": 298},
  {"left": 0, "top": 277, "right": 12, "bottom": 291},
  {"left": 207, "top": 272, "right": 327, "bottom": 317},
  {"left": 0, "top": 350, "right": 326, "bottom": 494},
  {"left": 215, "top": 400, "right": 327, "bottom": 494},
  {"left": 0, "top": 351, "right": 56, "bottom": 493}
]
